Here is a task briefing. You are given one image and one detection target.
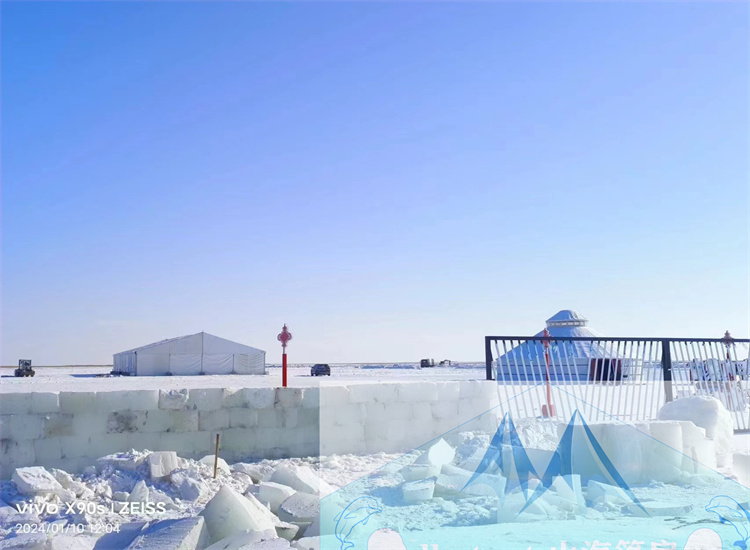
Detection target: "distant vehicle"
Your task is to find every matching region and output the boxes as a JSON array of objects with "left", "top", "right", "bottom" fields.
[
  {"left": 311, "top": 364, "right": 331, "bottom": 376},
  {"left": 15, "top": 359, "right": 34, "bottom": 377},
  {"left": 420, "top": 359, "right": 435, "bottom": 368},
  {"left": 439, "top": 359, "right": 452, "bottom": 366}
]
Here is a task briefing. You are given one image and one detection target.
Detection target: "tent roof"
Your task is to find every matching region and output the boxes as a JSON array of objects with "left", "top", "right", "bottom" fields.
[
  {"left": 114, "top": 332, "right": 264, "bottom": 356},
  {"left": 546, "top": 309, "right": 588, "bottom": 327},
  {"left": 498, "top": 310, "right": 618, "bottom": 362}
]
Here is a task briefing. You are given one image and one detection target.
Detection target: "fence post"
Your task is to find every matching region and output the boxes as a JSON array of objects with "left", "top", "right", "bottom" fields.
[
  {"left": 661, "top": 339, "right": 674, "bottom": 402},
  {"left": 485, "top": 337, "right": 494, "bottom": 381}
]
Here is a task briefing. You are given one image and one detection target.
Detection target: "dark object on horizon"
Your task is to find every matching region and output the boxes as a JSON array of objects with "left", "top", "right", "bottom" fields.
[
  {"left": 311, "top": 363, "right": 331, "bottom": 376},
  {"left": 15, "top": 359, "right": 34, "bottom": 377},
  {"left": 420, "top": 359, "right": 435, "bottom": 368}
]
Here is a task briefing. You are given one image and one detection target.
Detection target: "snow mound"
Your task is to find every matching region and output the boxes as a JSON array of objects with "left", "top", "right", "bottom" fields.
[{"left": 658, "top": 396, "right": 734, "bottom": 467}]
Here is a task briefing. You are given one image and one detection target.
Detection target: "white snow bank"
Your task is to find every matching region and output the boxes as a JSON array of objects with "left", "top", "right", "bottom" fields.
[{"left": 658, "top": 396, "right": 734, "bottom": 467}]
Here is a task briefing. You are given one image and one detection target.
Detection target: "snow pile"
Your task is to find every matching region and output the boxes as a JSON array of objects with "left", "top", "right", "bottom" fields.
[
  {"left": 657, "top": 396, "right": 734, "bottom": 467},
  {"left": 0, "top": 448, "right": 345, "bottom": 550},
  {"left": 0, "top": 419, "right": 746, "bottom": 550}
]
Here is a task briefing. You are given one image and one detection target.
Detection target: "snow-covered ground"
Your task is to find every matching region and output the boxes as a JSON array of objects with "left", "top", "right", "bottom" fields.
[
  {"left": 1, "top": 418, "right": 748, "bottom": 550},
  {"left": 1, "top": 365, "right": 748, "bottom": 549},
  {"left": 0, "top": 365, "right": 487, "bottom": 394}
]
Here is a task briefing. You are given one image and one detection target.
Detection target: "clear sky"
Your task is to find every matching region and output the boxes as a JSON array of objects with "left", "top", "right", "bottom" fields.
[{"left": 1, "top": 2, "right": 748, "bottom": 365}]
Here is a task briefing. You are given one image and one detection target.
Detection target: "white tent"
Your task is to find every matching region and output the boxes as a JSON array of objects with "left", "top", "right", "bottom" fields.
[{"left": 113, "top": 332, "right": 266, "bottom": 376}]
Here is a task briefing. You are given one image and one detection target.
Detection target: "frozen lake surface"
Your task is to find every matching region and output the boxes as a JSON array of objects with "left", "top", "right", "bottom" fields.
[{"left": 0, "top": 364, "right": 487, "bottom": 393}]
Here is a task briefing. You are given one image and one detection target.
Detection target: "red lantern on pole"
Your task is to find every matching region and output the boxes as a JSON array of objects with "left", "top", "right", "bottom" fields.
[
  {"left": 277, "top": 324, "right": 293, "bottom": 388},
  {"left": 541, "top": 328, "right": 556, "bottom": 418}
]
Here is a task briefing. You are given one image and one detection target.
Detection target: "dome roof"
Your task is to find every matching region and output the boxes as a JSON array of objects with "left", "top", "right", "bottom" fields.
[
  {"left": 497, "top": 310, "right": 615, "bottom": 363},
  {"left": 546, "top": 310, "right": 588, "bottom": 327}
]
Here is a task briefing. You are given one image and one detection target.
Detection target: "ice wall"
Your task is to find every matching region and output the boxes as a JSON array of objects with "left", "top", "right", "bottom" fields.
[{"left": 0, "top": 381, "right": 501, "bottom": 478}]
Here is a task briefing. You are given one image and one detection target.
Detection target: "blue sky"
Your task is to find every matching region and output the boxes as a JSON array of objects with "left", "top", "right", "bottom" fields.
[{"left": 2, "top": 2, "right": 748, "bottom": 365}]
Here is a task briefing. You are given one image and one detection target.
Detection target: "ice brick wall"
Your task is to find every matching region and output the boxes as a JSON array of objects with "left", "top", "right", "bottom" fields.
[
  {"left": 319, "top": 381, "right": 501, "bottom": 455},
  {"left": 0, "top": 381, "right": 501, "bottom": 478}
]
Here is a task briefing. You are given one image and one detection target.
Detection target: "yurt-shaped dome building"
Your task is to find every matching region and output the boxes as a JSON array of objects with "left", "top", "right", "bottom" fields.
[{"left": 497, "top": 310, "right": 625, "bottom": 381}]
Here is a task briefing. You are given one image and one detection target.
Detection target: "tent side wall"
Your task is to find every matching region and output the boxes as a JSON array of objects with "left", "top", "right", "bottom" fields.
[
  {"left": 234, "top": 350, "right": 266, "bottom": 374},
  {"left": 113, "top": 333, "right": 266, "bottom": 376},
  {"left": 113, "top": 352, "right": 136, "bottom": 375}
]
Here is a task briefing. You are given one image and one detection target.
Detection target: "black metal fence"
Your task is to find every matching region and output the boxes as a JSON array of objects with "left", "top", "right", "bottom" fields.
[{"left": 485, "top": 335, "right": 750, "bottom": 431}]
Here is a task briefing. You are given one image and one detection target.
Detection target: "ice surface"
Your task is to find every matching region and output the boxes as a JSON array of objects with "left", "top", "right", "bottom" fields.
[
  {"left": 269, "top": 466, "right": 332, "bottom": 497},
  {"left": 402, "top": 477, "right": 436, "bottom": 503},
  {"left": 149, "top": 451, "right": 179, "bottom": 480},
  {"left": 48, "top": 535, "right": 98, "bottom": 550},
  {"left": 129, "top": 480, "right": 150, "bottom": 503},
  {"left": 290, "top": 538, "right": 320, "bottom": 550},
  {"left": 585, "top": 480, "right": 630, "bottom": 505},
  {"left": 257, "top": 482, "right": 297, "bottom": 514},
  {"left": 497, "top": 491, "right": 548, "bottom": 523},
  {"left": 236, "top": 541, "right": 291, "bottom": 550},
  {"left": 202, "top": 529, "right": 277, "bottom": 550},
  {"left": 277, "top": 492, "right": 319, "bottom": 525},
  {"left": 125, "top": 517, "right": 210, "bottom": 550},
  {"left": 400, "top": 464, "right": 439, "bottom": 481},
  {"left": 0, "top": 532, "right": 47, "bottom": 550},
  {"left": 273, "top": 519, "right": 299, "bottom": 541},
  {"left": 96, "top": 451, "right": 147, "bottom": 472},
  {"left": 159, "top": 389, "right": 190, "bottom": 410},
  {"left": 12, "top": 467, "right": 63, "bottom": 496},
  {"left": 435, "top": 464, "right": 505, "bottom": 499},
  {"left": 646, "top": 421, "right": 683, "bottom": 483}
]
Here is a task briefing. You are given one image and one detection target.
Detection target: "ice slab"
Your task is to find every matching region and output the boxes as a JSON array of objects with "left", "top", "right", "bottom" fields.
[
  {"left": 129, "top": 481, "right": 149, "bottom": 503},
  {"left": 402, "top": 477, "right": 436, "bottom": 504},
  {"left": 270, "top": 465, "right": 333, "bottom": 497},
  {"left": 658, "top": 395, "right": 734, "bottom": 467},
  {"left": 12, "top": 467, "right": 63, "bottom": 496},
  {"left": 414, "top": 439, "right": 455, "bottom": 467},
  {"left": 277, "top": 492, "right": 319, "bottom": 526},
  {"left": 125, "top": 517, "right": 210, "bottom": 550},
  {"left": 149, "top": 452, "right": 179, "bottom": 481},
  {"left": 291, "top": 538, "right": 320, "bottom": 550},
  {"left": 400, "top": 464, "right": 439, "bottom": 481},
  {"left": 434, "top": 465, "right": 505, "bottom": 499},
  {"left": 200, "top": 486, "right": 276, "bottom": 543},
  {"left": 96, "top": 451, "right": 147, "bottom": 472},
  {"left": 585, "top": 480, "right": 630, "bottom": 506},
  {"left": 48, "top": 535, "right": 98, "bottom": 550},
  {"left": 0, "top": 533, "right": 48, "bottom": 550},
  {"left": 257, "top": 482, "right": 297, "bottom": 514},
  {"left": 232, "top": 463, "right": 274, "bottom": 483},
  {"left": 202, "top": 529, "right": 277, "bottom": 550}
]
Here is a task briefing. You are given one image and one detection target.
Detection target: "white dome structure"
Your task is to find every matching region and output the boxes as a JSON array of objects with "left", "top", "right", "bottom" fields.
[{"left": 496, "top": 310, "right": 623, "bottom": 380}]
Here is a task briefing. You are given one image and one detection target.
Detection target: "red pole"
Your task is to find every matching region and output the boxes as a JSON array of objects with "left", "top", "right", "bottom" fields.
[
  {"left": 542, "top": 329, "right": 556, "bottom": 418},
  {"left": 282, "top": 352, "right": 287, "bottom": 388},
  {"left": 277, "top": 324, "right": 292, "bottom": 388}
]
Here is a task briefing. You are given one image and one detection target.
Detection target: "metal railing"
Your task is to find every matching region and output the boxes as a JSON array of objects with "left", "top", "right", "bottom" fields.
[{"left": 485, "top": 335, "right": 750, "bottom": 431}]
